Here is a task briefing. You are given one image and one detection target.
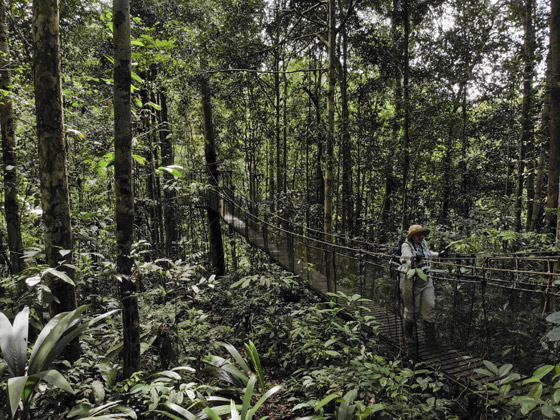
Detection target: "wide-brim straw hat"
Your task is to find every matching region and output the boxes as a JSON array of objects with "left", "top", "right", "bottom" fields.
[{"left": 407, "top": 224, "right": 431, "bottom": 239}]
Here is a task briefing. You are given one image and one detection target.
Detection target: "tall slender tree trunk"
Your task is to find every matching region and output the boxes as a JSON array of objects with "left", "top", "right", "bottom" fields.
[
  {"left": 200, "top": 72, "right": 225, "bottom": 276},
  {"left": 550, "top": 0, "right": 560, "bottom": 242},
  {"left": 340, "top": 29, "right": 353, "bottom": 237},
  {"left": 532, "top": 53, "right": 551, "bottom": 232},
  {"left": 400, "top": 0, "right": 411, "bottom": 231},
  {"left": 1, "top": 0, "right": 25, "bottom": 274},
  {"left": 160, "top": 91, "right": 178, "bottom": 258},
  {"left": 32, "top": 0, "right": 77, "bottom": 321},
  {"left": 113, "top": 0, "right": 140, "bottom": 377},
  {"left": 516, "top": 0, "right": 535, "bottom": 231},
  {"left": 324, "top": 0, "right": 336, "bottom": 292}
]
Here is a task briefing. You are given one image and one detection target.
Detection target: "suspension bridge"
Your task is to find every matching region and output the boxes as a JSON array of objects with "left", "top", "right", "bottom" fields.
[{"left": 194, "top": 172, "right": 560, "bottom": 387}]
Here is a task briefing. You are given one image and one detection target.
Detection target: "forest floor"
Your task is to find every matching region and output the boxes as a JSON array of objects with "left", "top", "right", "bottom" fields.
[{"left": 2, "top": 236, "right": 525, "bottom": 419}]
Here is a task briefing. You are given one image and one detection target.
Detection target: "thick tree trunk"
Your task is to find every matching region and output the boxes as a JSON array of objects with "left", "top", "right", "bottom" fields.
[
  {"left": 113, "top": 0, "right": 140, "bottom": 377},
  {"left": 551, "top": 0, "right": 560, "bottom": 242},
  {"left": 32, "top": 0, "right": 77, "bottom": 318},
  {"left": 200, "top": 73, "right": 225, "bottom": 276},
  {"left": 0, "top": 0, "right": 25, "bottom": 274},
  {"left": 547, "top": 0, "right": 560, "bottom": 236}
]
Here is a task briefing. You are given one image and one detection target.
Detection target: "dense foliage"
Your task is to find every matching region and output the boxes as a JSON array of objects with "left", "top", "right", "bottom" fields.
[{"left": 1, "top": 0, "right": 560, "bottom": 418}]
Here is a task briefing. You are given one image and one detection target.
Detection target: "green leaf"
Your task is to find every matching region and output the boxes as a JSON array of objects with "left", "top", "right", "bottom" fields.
[
  {"left": 245, "top": 341, "right": 265, "bottom": 391},
  {"left": 132, "top": 154, "right": 146, "bottom": 165},
  {"left": 7, "top": 376, "right": 28, "bottom": 418},
  {"left": 315, "top": 393, "right": 340, "bottom": 411},
  {"left": 162, "top": 402, "right": 198, "bottom": 420},
  {"left": 528, "top": 383, "right": 543, "bottom": 400},
  {"left": 44, "top": 268, "right": 75, "bottom": 286},
  {"left": 416, "top": 269, "right": 428, "bottom": 280},
  {"left": 546, "top": 327, "right": 560, "bottom": 341},
  {"left": 246, "top": 385, "right": 282, "bottom": 420},
  {"left": 498, "top": 364, "right": 513, "bottom": 378},
  {"left": 0, "top": 307, "right": 29, "bottom": 377},
  {"left": 542, "top": 404, "right": 556, "bottom": 418},
  {"left": 482, "top": 360, "right": 499, "bottom": 376},
  {"left": 202, "top": 407, "right": 222, "bottom": 420},
  {"left": 532, "top": 365, "right": 555, "bottom": 381},
  {"left": 29, "top": 306, "right": 118, "bottom": 374},
  {"left": 338, "top": 389, "right": 358, "bottom": 420},
  {"left": 131, "top": 73, "right": 143, "bottom": 84},
  {"left": 220, "top": 342, "right": 250, "bottom": 373},
  {"left": 145, "top": 101, "right": 162, "bottom": 111},
  {"left": 553, "top": 389, "right": 560, "bottom": 404},
  {"left": 546, "top": 312, "right": 560, "bottom": 325},
  {"left": 241, "top": 375, "right": 257, "bottom": 419},
  {"left": 36, "top": 369, "right": 74, "bottom": 395}
]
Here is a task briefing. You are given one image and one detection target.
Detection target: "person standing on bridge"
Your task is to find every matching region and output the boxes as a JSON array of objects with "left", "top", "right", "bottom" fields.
[{"left": 399, "top": 224, "right": 446, "bottom": 345}]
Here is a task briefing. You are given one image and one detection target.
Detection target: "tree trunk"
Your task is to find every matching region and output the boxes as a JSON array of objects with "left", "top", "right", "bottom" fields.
[
  {"left": 0, "top": 0, "right": 25, "bottom": 274},
  {"left": 113, "top": 0, "right": 140, "bottom": 377},
  {"left": 32, "top": 0, "right": 78, "bottom": 321},
  {"left": 159, "top": 90, "right": 178, "bottom": 258},
  {"left": 341, "top": 29, "right": 353, "bottom": 237},
  {"left": 516, "top": 0, "right": 535, "bottom": 232},
  {"left": 324, "top": 0, "right": 336, "bottom": 293},
  {"left": 532, "top": 53, "right": 551, "bottom": 232},
  {"left": 547, "top": 2, "right": 560, "bottom": 235},
  {"left": 551, "top": 0, "right": 560, "bottom": 242},
  {"left": 400, "top": 0, "right": 411, "bottom": 231},
  {"left": 200, "top": 72, "right": 225, "bottom": 276}
]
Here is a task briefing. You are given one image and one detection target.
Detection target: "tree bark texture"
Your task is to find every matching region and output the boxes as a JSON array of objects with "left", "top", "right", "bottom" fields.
[
  {"left": 515, "top": 0, "right": 535, "bottom": 231},
  {"left": 32, "top": 0, "right": 77, "bottom": 317},
  {"left": 159, "top": 91, "right": 178, "bottom": 258},
  {"left": 200, "top": 73, "right": 225, "bottom": 276},
  {"left": 0, "top": 0, "right": 25, "bottom": 274},
  {"left": 341, "top": 29, "right": 353, "bottom": 237},
  {"left": 113, "top": 0, "right": 140, "bottom": 377},
  {"left": 324, "top": 0, "right": 336, "bottom": 293},
  {"left": 550, "top": 0, "right": 560, "bottom": 241},
  {"left": 400, "top": 0, "right": 411, "bottom": 231}
]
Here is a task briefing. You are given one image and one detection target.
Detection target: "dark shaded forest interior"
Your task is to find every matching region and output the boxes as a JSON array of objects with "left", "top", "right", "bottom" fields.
[{"left": 1, "top": 0, "right": 560, "bottom": 418}]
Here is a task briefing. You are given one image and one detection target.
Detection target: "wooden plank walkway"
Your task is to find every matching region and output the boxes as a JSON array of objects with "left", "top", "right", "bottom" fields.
[{"left": 221, "top": 210, "right": 486, "bottom": 386}]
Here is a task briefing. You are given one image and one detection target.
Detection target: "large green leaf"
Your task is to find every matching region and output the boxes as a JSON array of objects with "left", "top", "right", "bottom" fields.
[
  {"left": 315, "top": 392, "right": 340, "bottom": 411},
  {"left": 245, "top": 341, "right": 265, "bottom": 392},
  {"left": 162, "top": 402, "right": 198, "bottom": 420},
  {"left": 0, "top": 307, "right": 29, "bottom": 377},
  {"left": 7, "top": 376, "right": 28, "bottom": 419},
  {"left": 29, "top": 306, "right": 118, "bottom": 374},
  {"left": 36, "top": 370, "right": 74, "bottom": 394},
  {"left": 220, "top": 342, "right": 250, "bottom": 373},
  {"left": 337, "top": 389, "right": 358, "bottom": 420},
  {"left": 246, "top": 385, "right": 282, "bottom": 420},
  {"left": 241, "top": 375, "right": 257, "bottom": 419},
  {"left": 28, "top": 305, "right": 90, "bottom": 373}
]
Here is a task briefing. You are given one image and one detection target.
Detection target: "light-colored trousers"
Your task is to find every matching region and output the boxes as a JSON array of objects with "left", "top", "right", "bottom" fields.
[{"left": 399, "top": 274, "right": 435, "bottom": 322}]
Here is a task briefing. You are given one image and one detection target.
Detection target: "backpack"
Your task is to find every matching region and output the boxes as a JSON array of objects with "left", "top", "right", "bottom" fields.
[{"left": 389, "top": 246, "right": 402, "bottom": 266}]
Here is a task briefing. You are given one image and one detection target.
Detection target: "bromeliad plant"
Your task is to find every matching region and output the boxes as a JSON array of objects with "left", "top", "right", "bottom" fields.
[{"left": 0, "top": 305, "right": 117, "bottom": 419}]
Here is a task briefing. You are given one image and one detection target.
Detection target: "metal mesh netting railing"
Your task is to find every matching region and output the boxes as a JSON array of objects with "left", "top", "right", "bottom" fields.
[{"left": 204, "top": 177, "right": 560, "bottom": 373}]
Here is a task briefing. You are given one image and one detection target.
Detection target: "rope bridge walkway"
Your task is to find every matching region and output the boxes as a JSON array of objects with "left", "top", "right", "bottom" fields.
[{"left": 193, "top": 172, "right": 560, "bottom": 387}]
